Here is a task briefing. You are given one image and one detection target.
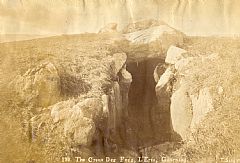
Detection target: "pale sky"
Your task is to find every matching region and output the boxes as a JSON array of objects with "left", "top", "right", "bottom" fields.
[{"left": 0, "top": 0, "right": 240, "bottom": 36}]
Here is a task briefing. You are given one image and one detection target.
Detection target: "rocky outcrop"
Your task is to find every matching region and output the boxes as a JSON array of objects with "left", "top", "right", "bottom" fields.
[
  {"left": 119, "top": 64, "right": 132, "bottom": 119},
  {"left": 165, "top": 46, "right": 187, "bottom": 64},
  {"left": 102, "top": 63, "right": 132, "bottom": 146},
  {"left": 170, "top": 81, "right": 192, "bottom": 140},
  {"left": 155, "top": 67, "right": 174, "bottom": 92},
  {"left": 171, "top": 84, "right": 214, "bottom": 139},
  {"left": 111, "top": 53, "right": 128, "bottom": 76},
  {"left": 124, "top": 22, "right": 184, "bottom": 55},
  {"left": 10, "top": 62, "right": 60, "bottom": 107},
  {"left": 155, "top": 46, "right": 215, "bottom": 140},
  {"left": 30, "top": 53, "right": 132, "bottom": 155},
  {"left": 102, "top": 53, "right": 132, "bottom": 141},
  {"left": 190, "top": 88, "right": 213, "bottom": 129},
  {"left": 122, "top": 19, "right": 166, "bottom": 34},
  {"left": 124, "top": 25, "right": 183, "bottom": 45},
  {"left": 50, "top": 98, "right": 102, "bottom": 146}
]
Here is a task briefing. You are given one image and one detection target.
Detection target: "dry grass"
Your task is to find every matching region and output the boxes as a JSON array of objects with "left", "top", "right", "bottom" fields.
[
  {"left": 175, "top": 36, "right": 240, "bottom": 161},
  {"left": 1, "top": 33, "right": 240, "bottom": 162},
  {"left": 0, "top": 34, "right": 120, "bottom": 162}
]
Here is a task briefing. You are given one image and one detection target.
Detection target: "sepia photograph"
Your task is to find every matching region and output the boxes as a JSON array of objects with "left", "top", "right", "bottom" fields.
[{"left": 0, "top": 0, "right": 240, "bottom": 162}]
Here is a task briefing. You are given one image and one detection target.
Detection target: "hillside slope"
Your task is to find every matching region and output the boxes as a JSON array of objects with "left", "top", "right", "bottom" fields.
[{"left": 1, "top": 22, "right": 240, "bottom": 162}]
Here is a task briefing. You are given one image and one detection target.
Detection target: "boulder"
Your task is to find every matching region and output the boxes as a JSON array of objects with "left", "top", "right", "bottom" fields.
[
  {"left": 51, "top": 100, "right": 76, "bottom": 123},
  {"left": 165, "top": 46, "right": 187, "bottom": 64},
  {"left": 71, "top": 98, "right": 103, "bottom": 120},
  {"left": 160, "top": 47, "right": 215, "bottom": 140},
  {"left": 125, "top": 25, "right": 180, "bottom": 44},
  {"left": 119, "top": 65, "right": 132, "bottom": 118},
  {"left": 122, "top": 19, "right": 166, "bottom": 33},
  {"left": 109, "top": 82, "right": 122, "bottom": 131},
  {"left": 51, "top": 98, "right": 102, "bottom": 122},
  {"left": 64, "top": 117, "right": 96, "bottom": 146},
  {"left": 170, "top": 81, "right": 214, "bottom": 139},
  {"left": 50, "top": 98, "right": 103, "bottom": 146},
  {"left": 102, "top": 94, "right": 109, "bottom": 115},
  {"left": 10, "top": 62, "right": 60, "bottom": 107},
  {"left": 190, "top": 88, "right": 213, "bottom": 129},
  {"left": 170, "top": 81, "right": 193, "bottom": 140},
  {"left": 111, "top": 53, "right": 127, "bottom": 76},
  {"left": 119, "top": 64, "right": 132, "bottom": 84},
  {"left": 154, "top": 66, "right": 173, "bottom": 139},
  {"left": 155, "top": 67, "right": 174, "bottom": 91},
  {"left": 153, "top": 64, "right": 166, "bottom": 83}
]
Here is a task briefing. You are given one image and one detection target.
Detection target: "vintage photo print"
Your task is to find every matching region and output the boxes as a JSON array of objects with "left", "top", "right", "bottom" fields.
[{"left": 0, "top": 0, "right": 240, "bottom": 162}]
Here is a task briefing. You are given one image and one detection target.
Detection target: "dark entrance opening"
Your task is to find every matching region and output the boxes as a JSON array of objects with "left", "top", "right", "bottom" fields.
[{"left": 125, "top": 58, "right": 172, "bottom": 149}]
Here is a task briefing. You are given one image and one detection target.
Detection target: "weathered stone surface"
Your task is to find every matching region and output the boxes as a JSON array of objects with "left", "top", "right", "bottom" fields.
[
  {"left": 154, "top": 65, "right": 173, "bottom": 141},
  {"left": 170, "top": 81, "right": 193, "bottom": 140},
  {"left": 153, "top": 64, "right": 166, "bottom": 83},
  {"left": 72, "top": 98, "right": 103, "bottom": 120},
  {"left": 64, "top": 116, "right": 95, "bottom": 146},
  {"left": 119, "top": 65, "right": 132, "bottom": 119},
  {"left": 10, "top": 62, "right": 60, "bottom": 107},
  {"left": 125, "top": 25, "right": 181, "bottom": 44},
  {"left": 155, "top": 46, "right": 216, "bottom": 140},
  {"left": 50, "top": 98, "right": 103, "bottom": 146},
  {"left": 51, "top": 98, "right": 103, "bottom": 122},
  {"left": 170, "top": 85, "right": 213, "bottom": 139},
  {"left": 119, "top": 64, "right": 132, "bottom": 83},
  {"left": 102, "top": 94, "right": 109, "bottom": 116},
  {"left": 155, "top": 67, "right": 174, "bottom": 91},
  {"left": 166, "top": 50, "right": 215, "bottom": 140},
  {"left": 165, "top": 46, "right": 187, "bottom": 64},
  {"left": 109, "top": 82, "right": 122, "bottom": 131},
  {"left": 29, "top": 52, "right": 130, "bottom": 153},
  {"left": 190, "top": 88, "right": 213, "bottom": 129},
  {"left": 111, "top": 53, "right": 127, "bottom": 76},
  {"left": 122, "top": 19, "right": 166, "bottom": 33},
  {"left": 51, "top": 100, "right": 76, "bottom": 123}
]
